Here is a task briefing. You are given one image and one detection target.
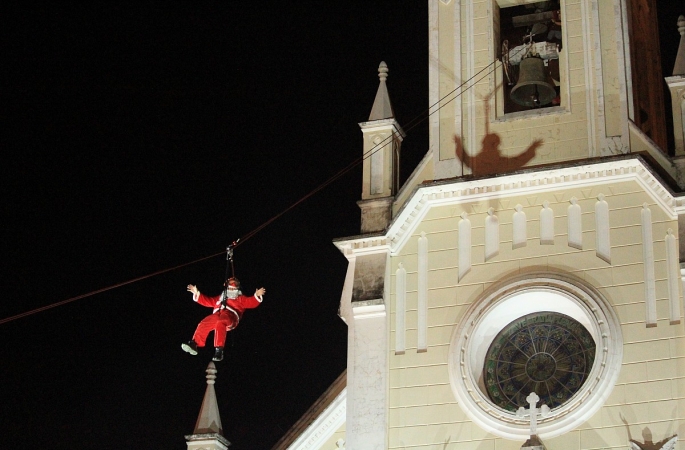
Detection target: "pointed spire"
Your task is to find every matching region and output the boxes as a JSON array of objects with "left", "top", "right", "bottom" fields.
[
  {"left": 673, "top": 15, "right": 685, "bottom": 75},
  {"left": 194, "top": 362, "right": 223, "bottom": 435},
  {"left": 185, "top": 362, "right": 230, "bottom": 450},
  {"left": 368, "top": 61, "right": 395, "bottom": 121}
]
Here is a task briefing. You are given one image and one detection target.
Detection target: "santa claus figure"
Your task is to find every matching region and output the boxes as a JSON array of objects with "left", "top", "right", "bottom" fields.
[{"left": 182, "top": 277, "right": 265, "bottom": 361}]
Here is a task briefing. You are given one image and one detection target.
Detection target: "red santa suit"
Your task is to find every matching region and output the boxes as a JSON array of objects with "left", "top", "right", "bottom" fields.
[{"left": 191, "top": 289, "right": 263, "bottom": 348}]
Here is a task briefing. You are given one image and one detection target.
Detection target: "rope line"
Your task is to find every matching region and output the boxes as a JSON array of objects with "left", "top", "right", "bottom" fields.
[
  {"left": 2, "top": 55, "right": 514, "bottom": 325},
  {"left": 237, "top": 58, "right": 503, "bottom": 248},
  {"left": 0, "top": 252, "right": 223, "bottom": 325}
]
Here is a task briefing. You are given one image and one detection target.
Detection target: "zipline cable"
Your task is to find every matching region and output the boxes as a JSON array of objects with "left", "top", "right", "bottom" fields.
[
  {"left": 0, "top": 252, "right": 223, "bottom": 325},
  {"left": 2, "top": 55, "right": 517, "bottom": 325},
  {"left": 235, "top": 58, "right": 504, "bottom": 250}
]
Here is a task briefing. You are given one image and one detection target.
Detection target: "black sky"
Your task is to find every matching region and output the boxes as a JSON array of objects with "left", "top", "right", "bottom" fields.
[
  {"left": 2, "top": 2, "right": 682, "bottom": 449},
  {"left": 2, "top": 3, "right": 427, "bottom": 449}
]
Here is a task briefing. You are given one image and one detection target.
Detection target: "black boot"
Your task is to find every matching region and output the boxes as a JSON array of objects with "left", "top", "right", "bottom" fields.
[
  {"left": 182, "top": 340, "right": 198, "bottom": 355},
  {"left": 212, "top": 347, "right": 224, "bottom": 362}
]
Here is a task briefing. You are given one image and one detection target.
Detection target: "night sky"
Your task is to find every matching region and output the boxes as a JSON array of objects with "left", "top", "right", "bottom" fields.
[
  {"left": 2, "top": 3, "right": 427, "bottom": 449},
  {"left": 2, "top": 3, "right": 682, "bottom": 449}
]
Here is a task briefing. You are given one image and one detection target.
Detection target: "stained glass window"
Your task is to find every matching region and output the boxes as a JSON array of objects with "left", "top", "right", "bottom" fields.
[{"left": 483, "top": 312, "right": 595, "bottom": 412}]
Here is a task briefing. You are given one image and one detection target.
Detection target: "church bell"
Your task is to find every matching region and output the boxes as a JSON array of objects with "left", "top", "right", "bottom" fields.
[{"left": 510, "top": 55, "right": 556, "bottom": 107}]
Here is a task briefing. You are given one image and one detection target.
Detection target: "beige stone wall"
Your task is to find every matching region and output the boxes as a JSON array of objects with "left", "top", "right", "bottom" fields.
[
  {"left": 430, "top": 0, "right": 636, "bottom": 179},
  {"left": 386, "top": 180, "right": 685, "bottom": 449},
  {"left": 319, "top": 423, "right": 346, "bottom": 450},
  {"left": 393, "top": 149, "right": 434, "bottom": 217}
]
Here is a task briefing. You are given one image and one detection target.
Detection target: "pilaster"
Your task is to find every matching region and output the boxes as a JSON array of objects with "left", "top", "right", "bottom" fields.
[
  {"left": 666, "top": 16, "right": 685, "bottom": 156},
  {"left": 335, "top": 238, "right": 390, "bottom": 450}
]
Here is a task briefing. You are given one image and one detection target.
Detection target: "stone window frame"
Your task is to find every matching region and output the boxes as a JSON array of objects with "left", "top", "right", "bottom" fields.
[
  {"left": 490, "top": 0, "right": 571, "bottom": 120},
  {"left": 448, "top": 271, "right": 623, "bottom": 440}
]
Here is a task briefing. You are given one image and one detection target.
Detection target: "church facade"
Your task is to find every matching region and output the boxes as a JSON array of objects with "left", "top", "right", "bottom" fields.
[{"left": 276, "top": 1, "right": 685, "bottom": 449}]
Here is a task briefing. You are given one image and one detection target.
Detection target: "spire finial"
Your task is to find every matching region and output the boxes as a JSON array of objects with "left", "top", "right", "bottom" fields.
[
  {"left": 206, "top": 361, "right": 217, "bottom": 385},
  {"left": 191, "top": 361, "right": 224, "bottom": 436},
  {"left": 673, "top": 15, "right": 685, "bottom": 75},
  {"left": 368, "top": 61, "right": 394, "bottom": 120},
  {"left": 378, "top": 61, "right": 388, "bottom": 83}
]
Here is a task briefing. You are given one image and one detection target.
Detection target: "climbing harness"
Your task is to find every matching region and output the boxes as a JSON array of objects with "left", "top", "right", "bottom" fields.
[{"left": 224, "top": 239, "right": 239, "bottom": 299}]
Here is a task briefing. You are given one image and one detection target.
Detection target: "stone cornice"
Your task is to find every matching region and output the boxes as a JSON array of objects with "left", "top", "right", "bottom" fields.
[
  {"left": 281, "top": 388, "right": 346, "bottom": 450},
  {"left": 184, "top": 432, "right": 230, "bottom": 447},
  {"left": 387, "top": 155, "right": 683, "bottom": 254},
  {"left": 333, "top": 235, "right": 390, "bottom": 257},
  {"left": 665, "top": 74, "right": 685, "bottom": 87},
  {"left": 352, "top": 299, "right": 386, "bottom": 319},
  {"left": 358, "top": 118, "right": 406, "bottom": 138},
  {"left": 335, "top": 156, "right": 683, "bottom": 256}
]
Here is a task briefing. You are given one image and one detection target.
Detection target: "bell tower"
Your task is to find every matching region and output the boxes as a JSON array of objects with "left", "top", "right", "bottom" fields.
[{"left": 358, "top": 61, "right": 405, "bottom": 233}]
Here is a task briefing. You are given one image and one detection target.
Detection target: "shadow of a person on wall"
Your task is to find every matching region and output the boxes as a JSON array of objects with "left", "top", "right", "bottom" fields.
[
  {"left": 454, "top": 133, "right": 542, "bottom": 177},
  {"left": 630, "top": 428, "right": 678, "bottom": 450},
  {"left": 453, "top": 88, "right": 543, "bottom": 177}
]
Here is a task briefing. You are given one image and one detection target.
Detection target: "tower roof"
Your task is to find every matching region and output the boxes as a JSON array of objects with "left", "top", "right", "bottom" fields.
[
  {"left": 368, "top": 61, "right": 395, "bottom": 121},
  {"left": 194, "top": 362, "right": 223, "bottom": 435},
  {"left": 674, "top": 15, "right": 685, "bottom": 75}
]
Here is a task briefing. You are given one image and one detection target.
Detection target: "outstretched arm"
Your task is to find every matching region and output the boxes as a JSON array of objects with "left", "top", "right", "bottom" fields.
[
  {"left": 235, "top": 287, "right": 266, "bottom": 309},
  {"left": 515, "top": 138, "right": 543, "bottom": 166},
  {"left": 453, "top": 135, "right": 472, "bottom": 169},
  {"left": 188, "top": 284, "right": 222, "bottom": 308}
]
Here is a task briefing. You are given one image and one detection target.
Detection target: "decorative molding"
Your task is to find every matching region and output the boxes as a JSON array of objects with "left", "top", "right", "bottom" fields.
[
  {"left": 333, "top": 236, "right": 389, "bottom": 257},
  {"left": 568, "top": 197, "right": 582, "bottom": 250},
  {"left": 540, "top": 201, "right": 555, "bottom": 245},
  {"left": 285, "top": 388, "right": 347, "bottom": 450},
  {"left": 512, "top": 204, "right": 527, "bottom": 249},
  {"left": 418, "top": 232, "right": 428, "bottom": 352},
  {"left": 485, "top": 208, "right": 500, "bottom": 261},
  {"left": 428, "top": 0, "right": 439, "bottom": 172},
  {"left": 459, "top": 212, "right": 472, "bottom": 280},
  {"left": 666, "top": 230, "right": 681, "bottom": 325},
  {"left": 395, "top": 264, "right": 406, "bottom": 354},
  {"left": 612, "top": 0, "right": 631, "bottom": 151},
  {"left": 453, "top": 0, "right": 462, "bottom": 160},
  {"left": 665, "top": 75, "right": 685, "bottom": 157},
  {"left": 370, "top": 134, "right": 384, "bottom": 195},
  {"left": 184, "top": 434, "right": 230, "bottom": 450},
  {"left": 465, "top": 0, "right": 475, "bottom": 165},
  {"left": 583, "top": 0, "right": 598, "bottom": 155},
  {"left": 595, "top": 193, "right": 611, "bottom": 263},
  {"left": 352, "top": 299, "right": 385, "bottom": 320},
  {"left": 681, "top": 264, "right": 685, "bottom": 325},
  {"left": 384, "top": 156, "right": 679, "bottom": 256},
  {"left": 641, "top": 204, "right": 657, "bottom": 327}
]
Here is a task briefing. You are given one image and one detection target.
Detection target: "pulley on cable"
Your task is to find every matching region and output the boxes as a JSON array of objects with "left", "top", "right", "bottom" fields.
[{"left": 224, "top": 239, "right": 240, "bottom": 299}]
